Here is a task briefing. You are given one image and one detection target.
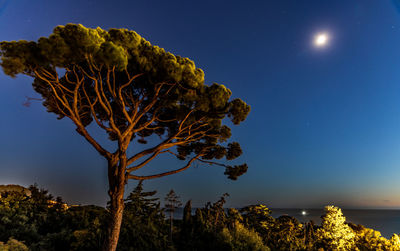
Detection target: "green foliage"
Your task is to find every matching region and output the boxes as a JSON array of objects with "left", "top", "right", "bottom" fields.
[
  {"left": 240, "top": 205, "right": 307, "bottom": 250},
  {"left": 66, "top": 205, "right": 107, "bottom": 251},
  {"left": 123, "top": 181, "right": 161, "bottom": 216},
  {"left": 176, "top": 198, "right": 272, "bottom": 251},
  {"left": 315, "top": 205, "right": 356, "bottom": 250},
  {"left": 0, "top": 238, "right": 29, "bottom": 251},
  {"left": 390, "top": 234, "right": 400, "bottom": 251},
  {"left": 0, "top": 183, "right": 171, "bottom": 250},
  {"left": 196, "top": 193, "right": 230, "bottom": 232},
  {"left": 241, "top": 204, "right": 275, "bottom": 236},
  {"left": 226, "top": 208, "right": 243, "bottom": 229},
  {"left": 182, "top": 200, "right": 192, "bottom": 224},
  {"left": 220, "top": 223, "right": 270, "bottom": 251},
  {"left": 175, "top": 194, "right": 232, "bottom": 250},
  {"left": 165, "top": 189, "right": 182, "bottom": 216},
  {"left": 0, "top": 185, "right": 69, "bottom": 248},
  {"left": 304, "top": 221, "right": 317, "bottom": 250},
  {"left": 118, "top": 181, "right": 170, "bottom": 251},
  {"left": 224, "top": 164, "right": 248, "bottom": 180},
  {"left": 267, "top": 216, "right": 306, "bottom": 250},
  {"left": 3, "top": 186, "right": 399, "bottom": 251},
  {"left": 349, "top": 223, "right": 400, "bottom": 251},
  {"left": 0, "top": 185, "right": 107, "bottom": 251},
  {"left": 178, "top": 200, "right": 193, "bottom": 249},
  {"left": 0, "top": 191, "right": 37, "bottom": 243},
  {"left": 165, "top": 189, "right": 182, "bottom": 243}
]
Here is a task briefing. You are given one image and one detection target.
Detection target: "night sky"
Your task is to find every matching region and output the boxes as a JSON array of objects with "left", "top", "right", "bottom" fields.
[{"left": 1, "top": 0, "right": 400, "bottom": 209}]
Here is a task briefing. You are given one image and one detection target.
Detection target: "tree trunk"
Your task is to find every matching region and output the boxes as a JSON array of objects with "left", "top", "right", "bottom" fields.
[
  {"left": 104, "top": 156, "right": 126, "bottom": 251},
  {"left": 170, "top": 212, "right": 173, "bottom": 242}
]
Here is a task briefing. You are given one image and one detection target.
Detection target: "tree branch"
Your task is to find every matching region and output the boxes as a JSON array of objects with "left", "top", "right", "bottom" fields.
[
  {"left": 126, "top": 150, "right": 163, "bottom": 173},
  {"left": 126, "top": 110, "right": 210, "bottom": 166},
  {"left": 81, "top": 80, "right": 113, "bottom": 132},
  {"left": 77, "top": 65, "right": 122, "bottom": 139},
  {"left": 126, "top": 134, "right": 176, "bottom": 166},
  {"left": 117, "top": 73, "right": 143, "bottom": 124},
  {"left": 75, "top": 126, "right": 112, "bottom": 159},
  {"left": 197, "top": 158, "right": 229, "bottom": 168},
  {"left": 126, "top": 153, "right": 202, "bottom": 180},
  {"left": 34, "top": 68, "right": 112, "bottom": 160}
]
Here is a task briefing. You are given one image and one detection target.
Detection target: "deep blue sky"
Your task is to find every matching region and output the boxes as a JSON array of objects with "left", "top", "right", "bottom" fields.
[{"left": 1, "top": 0, "right": 400, "bottom": 209}]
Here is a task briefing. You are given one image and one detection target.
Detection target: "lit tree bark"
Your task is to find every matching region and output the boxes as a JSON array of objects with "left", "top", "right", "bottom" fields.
[{"left": 104, "top": 155, "right": 126, "bottom": 251}]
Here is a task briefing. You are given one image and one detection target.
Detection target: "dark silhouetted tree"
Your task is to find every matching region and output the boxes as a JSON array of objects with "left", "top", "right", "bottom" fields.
[
  {"left": 0, "top": 23, "right": 250, "bottom": 250},
  {"left": 182, "top": 200, "right": 192, "bottom": 224},
  {"left": 119, "top": 181, "right": 169, "bottom": 250},
  {"left": 164, "top": 189, "right": 182, "bottom": 241}
]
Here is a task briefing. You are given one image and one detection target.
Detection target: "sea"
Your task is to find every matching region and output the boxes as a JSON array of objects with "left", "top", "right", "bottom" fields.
[{"left": 172, "top": 208, "right": 400, "bottom": 238}]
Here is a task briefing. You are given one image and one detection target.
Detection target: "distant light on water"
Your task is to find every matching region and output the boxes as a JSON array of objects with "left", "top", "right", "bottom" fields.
[{"left": 301, "top": 210, "right": 307, "bottom": 216}]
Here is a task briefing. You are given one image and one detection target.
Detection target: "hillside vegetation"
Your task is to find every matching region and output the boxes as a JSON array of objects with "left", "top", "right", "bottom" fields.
[{"left": 0, "top": 184, "right": 399, "bottom": 251}]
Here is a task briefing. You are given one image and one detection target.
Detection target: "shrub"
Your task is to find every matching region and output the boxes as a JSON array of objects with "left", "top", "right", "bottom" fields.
[
  {"left": 0, "top": 238, "right": 29, "bottom": 251},
  {"left": 349, "top": 223, "right": 400, "bottom": 251},
  {"left": 315, "top": 205, "right": 355, "bottom": 250},
  {"left": 220, "top": 223, "right": 270, "bottom": 251}
]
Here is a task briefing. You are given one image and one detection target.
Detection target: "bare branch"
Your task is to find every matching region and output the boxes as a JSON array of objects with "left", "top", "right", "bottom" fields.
[
  {"left": 179, "top": 109, "right": 194, "bottom": 131},
  {"left": 132, "top": 106, "right": 161, "bottom": 133},
  {"left": 126, "top": 109, "right": 210, "bottom": 166},
  {"left": 127, "top": 153, "right": 202, "bottom": 180},
  {"left": 82, "top": 80, "right": 113, "bottom": 132},
  {"left": 34, "top": 68, "right": 112, "bottom": 160},
  {"left": 75, "top": 126, "right": 112, "bottom": 159},
  {"left": 121, "top": 82, "right": 171, "bottom": 140},
  {"left": 197, "top": 158, "right": 230, "bottom": 168},
  {"left": 106, "top": 67, "right": 116, "bottom": 97},
  {"left": 126, "top": 149, "right": 163, "bottom": 172},
  {"left": 23, "top": 96, "right": 43, "bottom": 107},
  {"left": 34, "top": 70, "right": 73, "bottom": 115},
  {"left": 117, "top": 73, "right": 143, "bottom": 124},
  {"left": 126, "top": 134, "right": 176, "bottom": 166},
  {"left": 77, "top": 65, "right": 122, "bottom": 138}
]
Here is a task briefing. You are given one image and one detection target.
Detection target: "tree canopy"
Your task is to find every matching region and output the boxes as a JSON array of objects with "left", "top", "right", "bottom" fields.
[{"left": 0, "top": 23, "right": 250, "bottom": 180}]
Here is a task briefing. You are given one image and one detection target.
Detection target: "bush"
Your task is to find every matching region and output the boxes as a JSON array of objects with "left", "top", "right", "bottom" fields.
[
  {"left": 220, "top": 223, "right": 270, "bottom": 251},
  {"left": 349, "top": 223, "right": 400, "bottom": 251},
  {"left": 315, "top": 205, "right": 355, "bottom": 250},
  {"left": 267, "top": 215, "right": 306, "bottom": 250},
  {"left": 0, "top": 238, "right": 29, "bottom": 251}
]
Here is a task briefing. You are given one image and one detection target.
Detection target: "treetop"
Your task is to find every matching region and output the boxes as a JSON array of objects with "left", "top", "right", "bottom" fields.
[{"left": 0, "top": 24, "right": 204, "bottom": 88}]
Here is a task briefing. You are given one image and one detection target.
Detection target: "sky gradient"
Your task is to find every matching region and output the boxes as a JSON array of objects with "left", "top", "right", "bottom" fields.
[{"left": 1, "top": 0, "right": 400, "bottom": 209}]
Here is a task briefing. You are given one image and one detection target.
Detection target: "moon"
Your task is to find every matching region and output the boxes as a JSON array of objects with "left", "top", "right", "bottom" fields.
[{"left": 313, "top": 32, "right": 329, "bottom": 48}]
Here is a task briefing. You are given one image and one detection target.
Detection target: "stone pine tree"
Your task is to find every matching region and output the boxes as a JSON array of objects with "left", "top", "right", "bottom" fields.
[
  {"left": 164, "top": 189, "right": 182, "bottom": 241},
  {"left": 0, "top": 24, "right": 250, "bottom": 250}
]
